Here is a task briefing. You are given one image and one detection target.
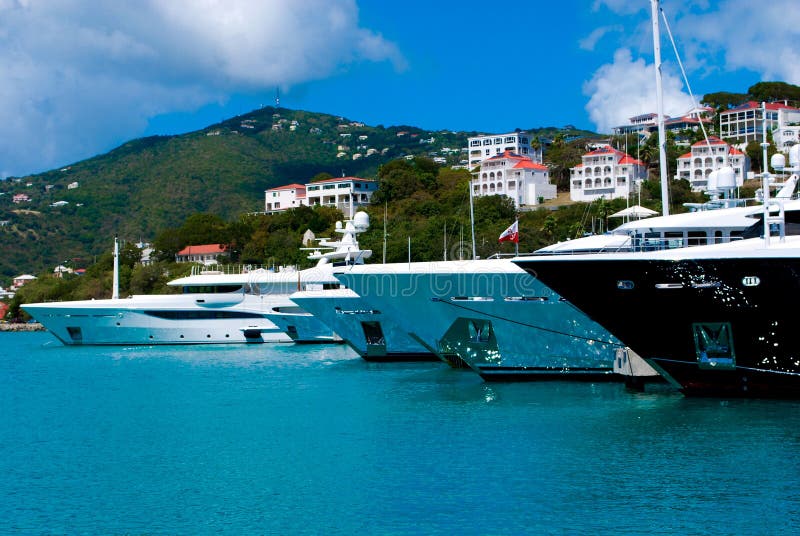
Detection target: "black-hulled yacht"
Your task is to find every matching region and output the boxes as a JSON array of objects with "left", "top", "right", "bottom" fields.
[{"left": 512, "top": 198, "right": 800, "bottom": 397}]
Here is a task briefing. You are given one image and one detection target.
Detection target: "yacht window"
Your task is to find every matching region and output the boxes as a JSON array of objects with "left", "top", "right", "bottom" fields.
[
  {"left": 664, "top": 232, "right": 684, "bottom": 249},
  {"left": 687, "top": 231, "right": 708, "bottom": 246},
  {"left": 145, "top": 311, "right": 264, "bottom": 320},
  {"left": 182, "top": 285, "right": 243, "bottom": 294}
]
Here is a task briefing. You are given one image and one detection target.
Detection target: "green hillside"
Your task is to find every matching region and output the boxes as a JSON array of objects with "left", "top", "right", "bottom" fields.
[{"left": 0, "top": 106, "right": 596, "bottom": 280}]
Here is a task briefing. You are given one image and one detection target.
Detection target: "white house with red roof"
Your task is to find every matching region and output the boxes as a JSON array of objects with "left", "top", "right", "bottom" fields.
[
  {"left": 472, "top": 151, "right": 556, "bottom": 208},
  {"left": 569, "top": 145, "right": 647, "bottom": 202},
  {"left": 613, "top": 107, "right": 713, "bottom": 138},
  {"left": 674, "top": 136, "right": 750, "bottom": 192},
  {"left": 175, "top": 244, "right": 229, "bottom": 265},
  {"left": 718, "top": 101, "right": 800, "bottom": 145},
  {"left": 265, "top": 183, "right": 306, "bottom": 213}
]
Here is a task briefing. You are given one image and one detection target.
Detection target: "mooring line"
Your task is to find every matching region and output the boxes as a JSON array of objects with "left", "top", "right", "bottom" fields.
[{"left": 431, "top": 297, "right": 623, "bottom": 347}]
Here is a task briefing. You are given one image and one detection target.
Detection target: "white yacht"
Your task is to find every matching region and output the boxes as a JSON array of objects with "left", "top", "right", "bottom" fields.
[
  {"left": 289, "top": 287, "right": 436, "bottom": 361},
  {"left": 23, "top": 213, "right": 372, "bottom": 346},
  {"left": 334, "top": 197, "right": 798, "bottom": 380}
]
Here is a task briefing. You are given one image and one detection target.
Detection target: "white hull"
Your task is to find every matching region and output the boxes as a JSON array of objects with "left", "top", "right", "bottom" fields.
[
  {"left": 289, "top": 288, "right": 435, "bottom": 360},
  {"left": 23, "top": 293, "right": 293, "bottom": 345},
  {"left": 264, "top": 306, "right": 342, "bottom": 344},
  {"left": 335, "top": 259, "right": 620, "bottom": 376}
]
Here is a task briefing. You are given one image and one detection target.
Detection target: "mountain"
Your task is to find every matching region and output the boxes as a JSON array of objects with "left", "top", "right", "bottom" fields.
[{"left": 0, "top": 106, "right": 596, "bottom": 280}]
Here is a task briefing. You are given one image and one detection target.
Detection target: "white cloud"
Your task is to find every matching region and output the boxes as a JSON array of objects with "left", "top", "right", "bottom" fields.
[
  {"left": 0, "top": 0, "right": 404, "bottom": 177},
  {"left": 674, "top": 0, "right": 800, "bottom": 84},
  {"left": 578, "top": 25, "right": 623, "bottom": 52},
  {"left": 583, "top": 48, "right": 693, "bottom": 133}
]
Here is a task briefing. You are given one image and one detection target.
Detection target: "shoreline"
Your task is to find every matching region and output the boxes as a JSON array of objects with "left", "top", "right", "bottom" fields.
[{"left": 0, "top": 322, "right": 45, "bottom": 332}]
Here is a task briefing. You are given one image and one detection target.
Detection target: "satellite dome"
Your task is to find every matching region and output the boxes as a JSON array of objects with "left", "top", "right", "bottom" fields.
[
  {"left": 716, "top": 167, "right": 735, "bottom": 190},
  {"left": 790, "top": 145, "right": 800, "bottom": 167},
  {"left": 707, "top": 170, "right": 718, "bottom": 192},
  {"left": 353, "top": 211, "right": 370, "bottom": 230}
]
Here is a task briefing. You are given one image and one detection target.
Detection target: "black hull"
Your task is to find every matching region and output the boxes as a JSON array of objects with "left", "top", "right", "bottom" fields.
[
  {"left": 515, "top": 256, "right": 800, "bottom": 398},
  {"left": 360, "top": 352, "right": 440, "bottom": 363}
]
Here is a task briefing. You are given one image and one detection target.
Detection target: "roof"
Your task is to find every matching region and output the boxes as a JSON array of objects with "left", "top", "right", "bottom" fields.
[
  {"left": 266, "top": 183, "right": 306, "bottom": 191},
  {"left": 308, "top": 177, "right": 374, "bottom": 185},
  {"left": 618, "top": 155, "right": 645, "bottom": 166},
  {"left": 14, "top": 274, "right": 37, "bottom": 280},
  {"left": 513, "top": 159, "right": 548, "bottom": 171},
  {"left": 176, "top": 244, "right": 228, "bottom": 256},
  {"left": 726, "top": 100, "right": 800, "bottom": 112},
  {"left": 691, "top": 136, "right": 726, "bottom": 147}
]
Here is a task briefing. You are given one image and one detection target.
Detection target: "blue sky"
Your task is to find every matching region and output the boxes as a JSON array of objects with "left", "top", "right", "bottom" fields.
[{"left": 2, "top": 0, "right": 799, "bottom": 178}]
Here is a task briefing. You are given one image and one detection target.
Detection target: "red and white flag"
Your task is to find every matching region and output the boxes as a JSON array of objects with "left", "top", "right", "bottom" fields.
[{"left": 498, "top": 220, "right": 519, "bottom": 243}]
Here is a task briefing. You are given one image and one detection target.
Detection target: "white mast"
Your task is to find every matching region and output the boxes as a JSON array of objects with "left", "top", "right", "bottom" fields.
[
  {"left": 651, "top": 0, "right": 670, "bottom": 216},
  {"left": 112, "top": 236, "right": 120, "bottom": 299},
  {"left": 762, "top": 101, "right": 772, "bottom": 246}
]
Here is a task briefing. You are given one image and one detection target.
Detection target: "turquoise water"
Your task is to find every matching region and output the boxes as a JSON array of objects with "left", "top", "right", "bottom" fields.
[{"left": 2, "top": 332, "right": 799, "bottom": 535}]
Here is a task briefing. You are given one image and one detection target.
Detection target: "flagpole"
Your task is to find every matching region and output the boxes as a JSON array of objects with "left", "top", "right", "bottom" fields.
[{"left": 515, "top": 219, "right": 519, "bottom": 257}]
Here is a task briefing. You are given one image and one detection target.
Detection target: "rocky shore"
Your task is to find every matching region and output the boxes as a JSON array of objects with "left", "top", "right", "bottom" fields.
[{"left": 0, "top": 322, "right": 45, "bottom": 332}]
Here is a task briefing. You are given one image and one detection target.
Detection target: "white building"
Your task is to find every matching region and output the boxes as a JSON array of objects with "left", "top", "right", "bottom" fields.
[
  {"left": 613, "top": 107, "right": 713, "bottom": 138},
  {"left": 569, "top": 145, "right": 647, "bottom": 202},
  {"left": 472, "top": 151, "right": 556, "bottom": 208},
  {"left": 674, "top": 136, "right": 750, "bottom": 192},
  {"left": 13, "top": 274, "right": 37, "bottom": 288},
  {"left": 718, "top": 101, "right": 800, "bottom": 145},
  {"left": 466, "top": 132, "right": 542, "bottom": 169},
  {"left": 305, "top": 177, "right": 377, "bottom": 213},
  {"left": 265, "top": 183, "right": 306, "bottom": 213}
]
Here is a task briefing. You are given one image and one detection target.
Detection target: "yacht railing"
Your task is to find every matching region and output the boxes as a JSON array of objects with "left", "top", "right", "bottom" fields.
[{"left": 188, "top": 264, "right": 298, "bottom": 277}]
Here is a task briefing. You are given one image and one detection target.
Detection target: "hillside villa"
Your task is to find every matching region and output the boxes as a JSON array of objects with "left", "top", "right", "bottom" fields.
[
  {"left": 175, "top": 244, "right": 229, "bottom": 265},
  {"left": 265, "top": 177, "right": 377, "bottom": 214},
  {"left": 471, "top": 151, "right": 556, "bottom": 208},
  {"left": 675, "top": 137, "right": 750, "bottom": 192},
  {"left": 569, "top": 145, "right": 648, "bottom": 202}
]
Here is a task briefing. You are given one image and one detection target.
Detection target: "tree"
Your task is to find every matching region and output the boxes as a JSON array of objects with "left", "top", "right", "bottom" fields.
[
  {"left": 701, "top": 91, "right": 749, "bottom": 112},
  {"left": 748, "top": 81, "right": 800, "bottom": 106},
  {"left": 543, "top": 134, "right": 583, "bottom": 191}
]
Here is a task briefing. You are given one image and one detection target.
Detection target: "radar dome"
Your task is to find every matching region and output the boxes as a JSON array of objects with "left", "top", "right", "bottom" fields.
[
  {"left": 772, "top": 153, "right": 786, "bottom": 170},
  {"left": 716, "top": 167, "right": 735, "bottom": 190},
  {"left": 790, "top": 145, "right": 800, "bottom": 167},
  {"left": 707, "top": 170, "right": 718, "bottom": 191},
  {"left": 353, "top": 211, "right": 370, "bottom": 230}
]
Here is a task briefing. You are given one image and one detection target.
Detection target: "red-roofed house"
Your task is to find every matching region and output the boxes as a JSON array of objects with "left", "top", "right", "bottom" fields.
[
  {"left": 175, "top": 244, "right": 229, "bottom": 265},
  {"left": 265, "top": 183, "right": 306, "bottom": 213},
  {"left": 719, "top": 101, "right": 800, "bottom": 145},
  {"left": 674, "top": 136, "right": 750, "bottom": 192},
  {"left": 569, "top": 145, "right": 648, "bottom": 202},
  {"left": 472, "top": 151, "right": 555, "bottom": 208}
]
